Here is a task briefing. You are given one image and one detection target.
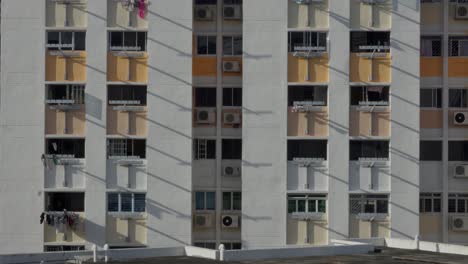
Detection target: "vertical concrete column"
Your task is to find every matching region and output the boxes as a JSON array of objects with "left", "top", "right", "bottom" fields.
[
  {"left": 442, "top": 0, "right": 449, "bottom": 243},
  {"left": 146, "top": 0, "right": 193, "bottom": 247},
  {"left": 390, "top": 0, "right": 420, "bottom": 239},
  {"left": 84, "top": 0, "right": 107, "bottom": 249},
  {"left": 241, "top": 0, "right": 288, "bottom": 248},
  {"left": 328, "top": 0, "right": 351, "bottom": 240},
  {"left": 0, "top": 0, "right": 45, "bottom": 254}
]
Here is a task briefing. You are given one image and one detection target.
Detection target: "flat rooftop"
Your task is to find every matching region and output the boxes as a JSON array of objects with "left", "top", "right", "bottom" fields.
[{"left": 86, "top": 248, "right": 468, "bottom": 264}]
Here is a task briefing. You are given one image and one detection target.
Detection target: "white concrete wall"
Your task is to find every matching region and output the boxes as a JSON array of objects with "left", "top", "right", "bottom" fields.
[
  {"left": 349, "top": 162, "right": 390, "bottom": 192},
  {"left": 420, "top": 162, "right": 442, "bottom": 192},
  {"left": 84, "top": 0, "right": 108, "bottom": 249},
  {"left": 0, "top": 0, "right": 45, "bottom": 254},
  {"left": 390, "top": 0, "right": 420, "bottom": 240},
  {"left": 241, "top": 0, "right": 287, "bottom": 249},
  {"left": 287, "top": 162, "right": 328, "bottom": 192},
  {"left": 146, "top": 0, "right": 193, "bottom": 247},
  {"left": 45, "top": 163, "right": 86, "bottom": 189},
  {"left": 327, "top": 0, "right": 350, "bottom": 241}
]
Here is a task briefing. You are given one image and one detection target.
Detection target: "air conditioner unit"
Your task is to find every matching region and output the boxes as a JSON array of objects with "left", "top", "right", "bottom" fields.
[
  {"left": 454, "top": 165, "right": 468, "bottom": 178},
  {"left": 223, "top": 165, "right": 241, "bottom": 177},
  {"left": 456, "top": 5, "right": 468, "bottom": 19},
  {"left": 452, "top": 216, "right": 468, "bottom": 231},
  {"left": 454, "top": 112, "right": 468, "bottom": 125},
  {"left": 196, "top": 109, "right": 216, "bottom": 124},
  {"left": 223, "top": 5, "right": 242, "bottom": 20},
  {"left": 223, "top": 61, "right": 241, "bottom": 73},
  {"left": 195, "top": 6, "right": 215, "bottom": 21},
  {"left": 223, "top": 113, "right": 241, "bottom": 125},
  {"left": 194, "top": 214, "right": 213, "bottom": 228},
  {"left": 221, "top": 215, "right": 240, "bottom": 228}
]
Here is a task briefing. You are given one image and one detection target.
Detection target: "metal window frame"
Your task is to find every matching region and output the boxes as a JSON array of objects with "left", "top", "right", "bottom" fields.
[
  {"left": 287, "top": 195, "right": 327, "bottom": 214},
  {"left": 349, "top": 194, "right": 389, "bottom": 214}
]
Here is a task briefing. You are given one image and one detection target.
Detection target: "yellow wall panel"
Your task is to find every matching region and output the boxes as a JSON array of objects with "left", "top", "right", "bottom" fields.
[
  {"left": 46, "top": 52, "right": 87, "bottom": 82},
  {"left": 288, "top": 108, "right": 329, "bottom": 137},
  {"left": 288, "top": 54, "right": 329, "bottom": 83},
  {"left": 106, "top": 216, "right": 147, "bottom": 246},
  {"left": 448, "top": 58, "right": 468, "bottom": 77},
  {"left": 350, "top": 53, "right": 391, "bottom": 83},
  {"left": 193, "top": 56, "right": 217, "bottom": 77},
  {"left": 421, "top": 57, "right": 443, "bottom": 77},
  {"left": 420, "top": 110, "right": 443, "bottom": 129}
]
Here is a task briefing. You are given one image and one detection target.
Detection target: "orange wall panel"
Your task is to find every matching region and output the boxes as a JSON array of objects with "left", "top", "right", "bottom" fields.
[
  {"left": 420, "top": 110, "right": 442, "bottom": 129},
  {"left": 448, "top": 58, "right": 468, "bottom": 77},
  {"left": 46, "top": 52, "right": 87, "bottom": 82},
  {"left": 350, "top": 53, "right": 391, "bottom": 83},
  {"left": 107, "top": 53, "right": 148, "bottom": 82},
  {"left": 420, "top": 57, "right": 443, "bottom": 77},
  {"left": 107, "top": 107, "right": 147, "bottom": 136},
  {"left": 287, "top": 108, "right": 329, "bottom": 137},
  {"left": 350, "top": 110, "right": 390, "bottom": 137},
  {"left": 130, "top": 55, "right": 149, "bottom": 83},
  {"left": 45, "top": 106, "right": 86, "bottom": 135},
  {"left": 288, "top": 54, "right": 329, "bottom": 83},
  {"left": 193, "top": 56, "right": 217, "bottom": 77}
]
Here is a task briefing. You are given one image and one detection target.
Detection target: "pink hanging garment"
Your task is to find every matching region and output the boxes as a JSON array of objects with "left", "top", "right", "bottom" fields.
[{"left": 139, "top": 0, "right": 146, "bottom": 19}]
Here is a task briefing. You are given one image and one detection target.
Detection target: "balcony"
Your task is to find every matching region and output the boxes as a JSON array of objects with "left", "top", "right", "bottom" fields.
[
  {"left": 288, "top": 31, "right": 329, "bottom": 83},
  {"left": 46, "top": 0, "right": 87, "bottom": 28},
  {"left": 349, "top": 194, "right": 390, "bottom": 239},
  {"left": 288, "top": 86, "right": 328, "bottom": 137},
  {"left": 107, "top": 0, "right": 148, "bottom": 29},
  {"left": 44, "top": 192, "right": 86, "bottom": 243},
  {"left": 349, "top": 86, "right": 390, "bottom": 137},
  {"left": 350, "top": 0, "right": 391, "bottom": 30},
  {"left": 107, "top": 85, "right": 147, "bottom": 137},
  {"left": 46, "top": 31, "right": 87, "bottom": 82},
  {"left": 350, "top": 32, "right": 391, "bottom": 83},
  {"left": 107, "top": 31, "right": 148, "bottom": 83},
  {"left": 288, "top": 0, "right": 329, "bottom": 29}
]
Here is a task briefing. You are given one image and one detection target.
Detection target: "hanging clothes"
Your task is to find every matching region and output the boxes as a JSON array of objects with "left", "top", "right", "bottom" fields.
[
  {"left": 138, "top": 0, "right": 146, "bottom": 19},
  {"left": 40, "top": 213, "right": 45, "bottom": 224}
]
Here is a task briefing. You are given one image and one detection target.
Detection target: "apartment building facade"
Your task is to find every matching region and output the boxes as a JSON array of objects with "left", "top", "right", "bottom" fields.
[{"left": 0, "top": 0, "right": 465, "bottom": 254}]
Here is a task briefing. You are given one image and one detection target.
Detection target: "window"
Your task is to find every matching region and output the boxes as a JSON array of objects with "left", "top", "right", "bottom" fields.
[
  {"left": 197, "top": 35, "right": 217, "bottom": 55},
  {"left": 420, "top": 141, "right": 442, "bottom": 161},
  {"left": 350, "top": 86, "right": 389, "bottom": 106},
  {"left": 449, "top": 89, "right": 468, "bottom": 108},
  {"left": 195, "top": 88, "right": 216, "bottom": 107},
  {"left": 223, "top": 88, "right": 242, "bottom": 107},
  {"left": 108, "top": 85, "right": 147, "bottom": 105},
  {"left": 350, "top": 195, "right": 389, "bottom": 214},
  {"left": 47, "top": 84, "right": 85, "bottom": 104},
  {"left": 420, "top": 88, "right": 442, "bottom": 108},
  {"left": 288, "top": 86, "right": 327, "bottom": 106},
  {"left": 223, "top": 36, "right": 242, "bottom": 56},
  {"left": 195, "top": 191, "right": 216, "bottom": 210},
  {"left": 46, "top": 138, "right": 85, "bottom": 158},
  {"left": 449, "top": 141, "right": 468, "bottom": 161},
  {"left": 421, "top": 36, "right": 442, "bottom": 57},
  {"left": 194, "top": 242, "right": 217, "bottom": 249},
  {"left": 287, "top": 195, "right": 327, "bottom": 214},
  {"left": 350, "top": 140, "right": 389, "bottom": 161},
  {"left": 107, "top": 139, "right": 146, "bottom": 158},
  {"left": 45, "top": 192, "right": 85, "bottom": 212},
  {"left": 45, "top": 245, "right": 85, "bottom": 252},
  {"left": 449, "top": 36, "right": 468, "bottom": 57},
  {"left": 222, "top": 139, "right": 242, "bottom": 159},
  {"left": 109, "top": 31, "right": 147, "bottom": 51},
  {"left": 195, "top": 0, "right": 217, "bottom": 4},
  {"left": 288, "top": 140, "right": 327, "bottom": 160},
  {"left": 420, "top": 193, "right": 441, "bottom": 213},
  {"left": 448, "top": 194, "right": 468, "bottom": 213},
  {"left": 288, "top": 31, "right": 327, "bottom": 52},
  {"left": 223, "top": 242, "right": 242, "bottom": 250},
  {"left": 107, "top": 193, "right": 146, "bottom": 213},
  {"left": 350, "top": 31, "right": 390, "bottom": 53},
  {"left": 222, "top": 192, "right": 241, "bottom": 211},
  {"left": 194, "top": 139, "right": 216, "bottom": 160},
  {"left": 47, "top": 31, "right": 86, "bottom": 51}
]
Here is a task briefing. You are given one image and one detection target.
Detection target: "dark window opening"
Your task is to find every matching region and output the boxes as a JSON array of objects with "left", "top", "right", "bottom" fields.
[
  {"left": 449, "top": 89, "right": 468, "bottom": 108},
  {"left": 45, "top": 192, "right": 85, "bottom": 212},
  {"left": 108, "top": 85, "right": 147, "bottom": 105},
  {"left": 449, "top": 141, "right": 468, "bottom": 161},
  {"left": 350, "top": 86, "right": 389, "bottom": 106},
  {"left": 195, "top": 88, "right": 216, "bottom": 107},
  {"left": 194, "top": 139, "right": 216, "bottom": 160},
  {"left": 287, "top": 140, "right": 327, "bottom": 160},
  {"left": 197, "top": 35, "right": 217, "bottom": 55},
  {"left": 421, "top": 36, "right": 442, "bottom": 57},
  {"left": 420, "top": 88, "right": 442, "bottom": 108},
  {"left": 288, "top": 31, "right": 327, "bottom": 52},
  {"left": 107, "top": 139, "right": 146, "bottom": 158},
  {"left": 47, "top": 31, "right": 86, "bottom": 51},
  {"left": 350, "top": 31, "right": 390, "bottom": 53},
  {"left": 47, "top": 84, "right": 85, "bottom": 104},
  {"left": 46, "top": 139, "right": 85, "bottom": 158},
  {"left": 195, "top": 0, "right": 217, "bottom": 4},
  {"left": 223, "top": 88, "right": 242, "bottom": 107},
  {"left": 222, "top": 139, "right": 242, "bottom": 159},
  {"left": 420, "top": 141, "right": 442, "bottom": 161},
  {"left": 109, "top": 31, "right": 147, "bottom": 51},
  {"left": 350, "top": 140, "right": 389, "bottom": 160},
  {"left": 288, "top": 86, "right": 327, "bottom": 106}
]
